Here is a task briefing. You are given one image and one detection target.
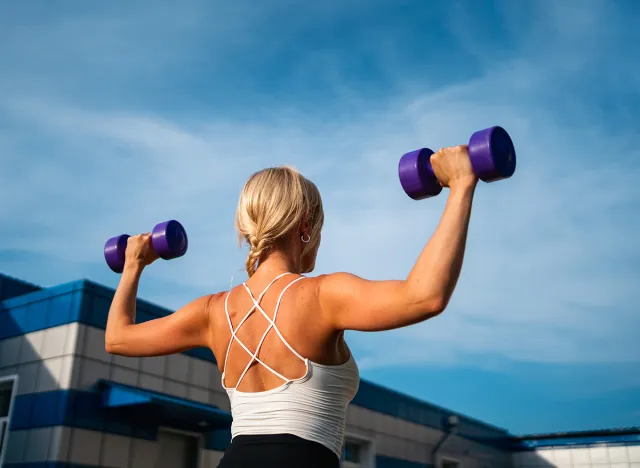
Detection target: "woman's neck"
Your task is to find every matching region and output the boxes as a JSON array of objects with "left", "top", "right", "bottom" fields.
[{"left": 257, "top": 248, "right": 301, "bottom": 275}]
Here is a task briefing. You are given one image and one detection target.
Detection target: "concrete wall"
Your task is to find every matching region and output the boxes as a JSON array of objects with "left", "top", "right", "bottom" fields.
[{"left": 346, "top": 404, "right": 512, "bottom": 467}]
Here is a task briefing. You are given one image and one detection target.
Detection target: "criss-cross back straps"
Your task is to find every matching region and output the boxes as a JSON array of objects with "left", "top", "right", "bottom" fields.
[
  {"left": 222, "top": 273, "right": 307, "bottom": 390},
  {"left": 233, "top": 277, "right": 307, "bottom": 387},
  {"left": 222, "top": 272, "right": 289, "bottom": 383}
]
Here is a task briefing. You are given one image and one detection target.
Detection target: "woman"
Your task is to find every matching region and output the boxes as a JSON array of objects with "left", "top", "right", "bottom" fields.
[{"left": 105, "top": 144, "right": 477, "bottom": 467}]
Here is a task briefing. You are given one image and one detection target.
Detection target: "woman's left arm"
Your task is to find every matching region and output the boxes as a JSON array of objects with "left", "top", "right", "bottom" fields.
[{"left": 105, "top": 234, "right": 213, "bottom": 357}]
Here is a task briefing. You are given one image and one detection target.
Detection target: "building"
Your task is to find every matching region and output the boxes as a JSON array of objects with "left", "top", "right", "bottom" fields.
[{"left": 0, "top": 272, "right": 638, "bottom": 468}]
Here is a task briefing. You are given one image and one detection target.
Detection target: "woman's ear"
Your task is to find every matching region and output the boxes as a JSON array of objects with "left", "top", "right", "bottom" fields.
[
  {"left": 299, "top": 210, "right": 310, "bottom": 237},
  {"left": 300, "top": 225, "right": 309, "bottom": 238}
]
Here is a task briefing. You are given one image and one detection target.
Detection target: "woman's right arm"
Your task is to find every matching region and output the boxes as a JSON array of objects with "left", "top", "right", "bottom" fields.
[{"left": 318, "top": 145, "right": 477, "bottom": 332}]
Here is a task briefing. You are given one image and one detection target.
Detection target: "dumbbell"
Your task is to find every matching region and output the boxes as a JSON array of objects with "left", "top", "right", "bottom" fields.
[
  {"left": 398, "top": 126, "right": 516, "bottom": 200},
  {"left": 104, "top": 220, "right": 188, "bottom": 273}
]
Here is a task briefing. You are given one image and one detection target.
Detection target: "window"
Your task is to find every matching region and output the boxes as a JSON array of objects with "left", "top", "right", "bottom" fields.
[
  {"left": 343, "top": 441, "right": 361, "bottom": 463},
  {"left": 440, "top": 458, "right": 461, "bottom": 468},
  {"left": 341, "top": 433, "right": 374, "bottom": 467},
  {"left": 155, "top": 429, "right": 200, "bottom": 468},
  {"left": 0, "top": 377, "right": 18, "bottom": 467}
]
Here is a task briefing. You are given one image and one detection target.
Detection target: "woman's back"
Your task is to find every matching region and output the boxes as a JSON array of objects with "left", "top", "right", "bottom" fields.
[
  {"left": 212, "top": 271, "right": 352, "bottom": 392},
  {"left": 210, "top": 271, "right": 360, "bottom": 462}
]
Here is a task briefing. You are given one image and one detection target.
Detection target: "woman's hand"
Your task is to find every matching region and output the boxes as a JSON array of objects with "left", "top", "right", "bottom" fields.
[
  {"left": 431, "top": 145, "right": 478, "bottom": 190},
  {"left": 125, "top": 233, "right": 159, "bottom": 270}
]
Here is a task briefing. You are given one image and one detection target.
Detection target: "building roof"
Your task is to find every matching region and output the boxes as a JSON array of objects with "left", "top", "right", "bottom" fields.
[
  {"left": 514, "top": 426, "right": 640, "bottom": 440},
  {"left": 0, "top": 273, "right": 41, "bottom": 301}
]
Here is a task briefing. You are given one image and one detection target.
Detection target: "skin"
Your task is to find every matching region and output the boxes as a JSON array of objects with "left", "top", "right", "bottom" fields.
[{"left": 106, "top": 144, "right": 477, "bottom": 392}]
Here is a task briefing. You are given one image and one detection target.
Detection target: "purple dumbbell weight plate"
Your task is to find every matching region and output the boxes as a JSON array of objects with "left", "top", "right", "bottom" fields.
[
  {"left": 104, "top": 234, "right": 130, "bottom": 273},
  {"left": 398, "top": 148, "right": 443, "bottom": 200},
  {"left": 468, "top": 126, "right": 516, "bottom": 183},
  {"left": 152, "top": 220, "right": 188, "bottom": 260}
]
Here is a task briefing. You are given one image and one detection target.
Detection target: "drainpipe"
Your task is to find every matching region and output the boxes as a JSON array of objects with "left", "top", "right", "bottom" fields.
[{"left": 432, "top": 415, "right": 459, "bottom": 467}]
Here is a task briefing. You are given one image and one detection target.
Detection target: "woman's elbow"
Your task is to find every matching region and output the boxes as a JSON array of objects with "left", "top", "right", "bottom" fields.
[
  {"left": 105, "top": 340, "right": 118, "bottom": 355},
  {"left": 429, "top": 297, "right": 448, "bottom": 316},
  {"left": 405, "top": 287, "right": 449, "bottom": 319},
  {"left": 416, "top": 295, "right": 447, "bottom": 319},
  {"left": 105, "top": 334, "right": 126, "bottom": 356}
]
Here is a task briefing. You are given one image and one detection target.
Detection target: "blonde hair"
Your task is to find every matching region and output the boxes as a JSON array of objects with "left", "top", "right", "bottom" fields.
[{"left": 235, "top": 165, "right": 324, "bottom": 277}]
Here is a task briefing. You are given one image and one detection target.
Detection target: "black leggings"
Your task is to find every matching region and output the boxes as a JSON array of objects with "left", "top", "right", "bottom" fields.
[{"left": 217, "top": 434, "right": 340, "bottom": 468}]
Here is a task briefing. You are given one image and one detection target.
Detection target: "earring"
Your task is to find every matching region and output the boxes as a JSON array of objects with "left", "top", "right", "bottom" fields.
[{"left": 301, "top": 234, "right": 311, "bottom": 243}]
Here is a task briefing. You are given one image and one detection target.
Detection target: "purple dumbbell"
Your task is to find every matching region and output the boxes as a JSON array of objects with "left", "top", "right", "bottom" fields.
[
  {"left": 104, "top": 220, "right": 189, "bottom": 273},
  {"left": 398, "top": 126, "right": 516, "bottom": 200}
]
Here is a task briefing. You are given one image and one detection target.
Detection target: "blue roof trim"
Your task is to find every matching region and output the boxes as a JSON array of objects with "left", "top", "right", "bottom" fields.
[
  {"left": 98, "top": 379, "right": 232, "bottom": 427},
  {"left": 515, "top": 426, "right": 640, "bottom": 440},
  {"left": 102, "top": 384, "right": 153, "bottom": 407},
  {"left": 0, "top": 281, "right": 84, "bottom": 339},
  {"left": 1, "top": 279, "right": 79, "bottom": 309}
]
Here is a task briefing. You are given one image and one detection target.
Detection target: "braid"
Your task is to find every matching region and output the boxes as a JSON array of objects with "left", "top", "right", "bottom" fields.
[{"left": 245, "top": 235, "right": 271, "bottom": 277}]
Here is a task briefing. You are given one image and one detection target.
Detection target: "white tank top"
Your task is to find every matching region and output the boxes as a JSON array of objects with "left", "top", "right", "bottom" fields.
[{"left": 221, "top": 272, "right": 360, "bottom": 458}]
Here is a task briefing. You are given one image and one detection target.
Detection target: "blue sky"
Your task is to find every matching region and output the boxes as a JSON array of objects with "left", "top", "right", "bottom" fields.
[{"left": 1, "top": 0, "right": 639, "bottom": 435}]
